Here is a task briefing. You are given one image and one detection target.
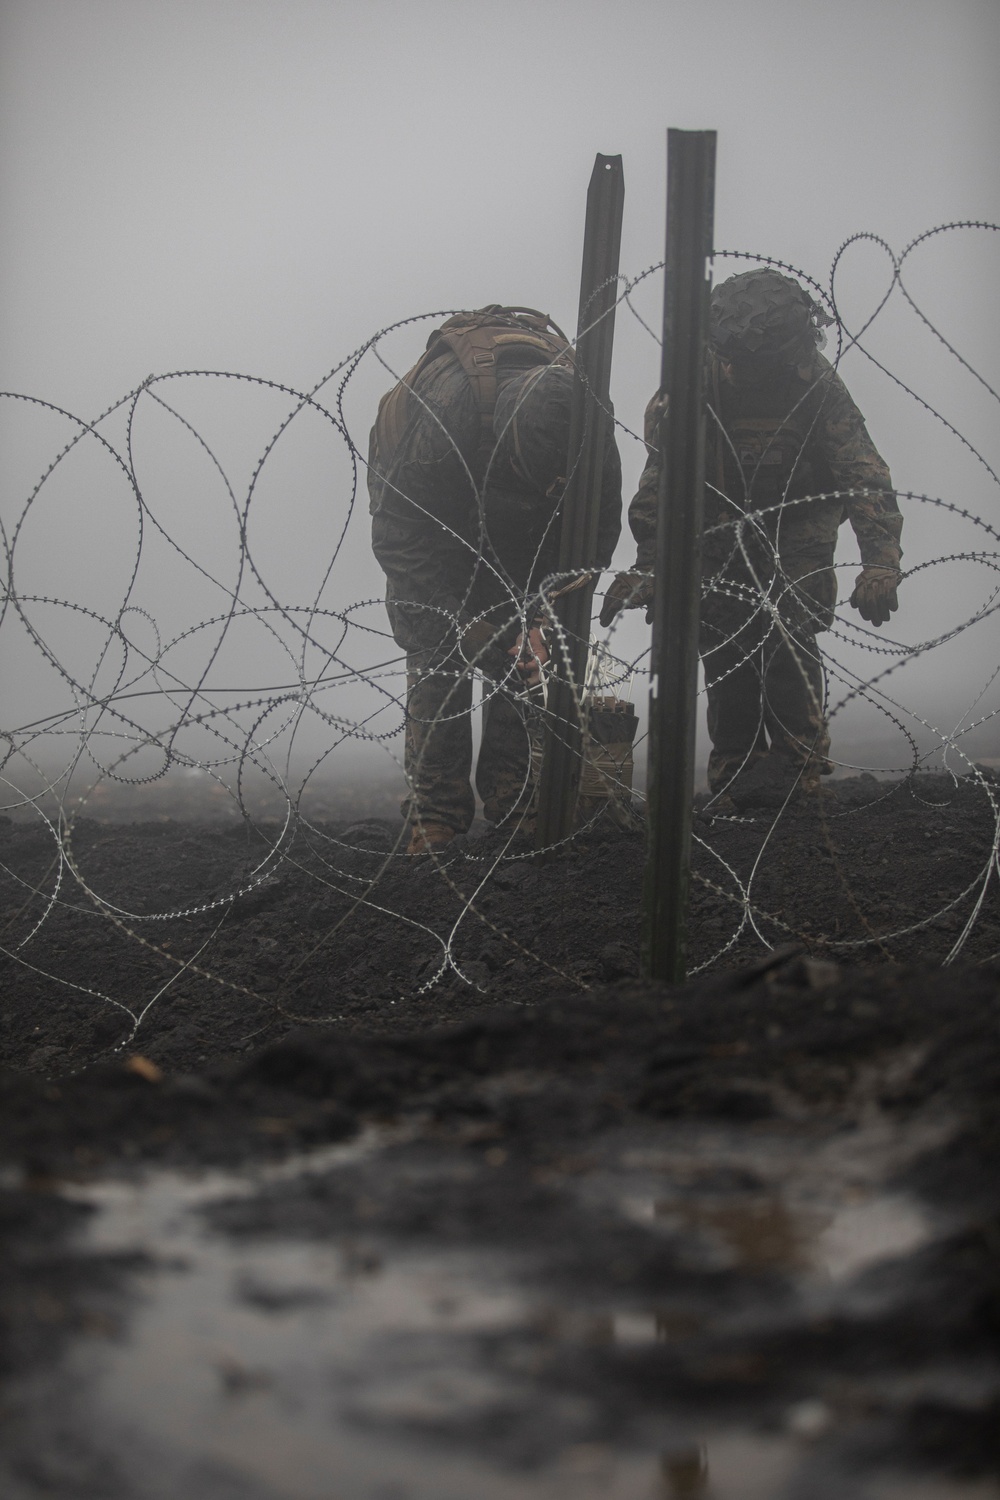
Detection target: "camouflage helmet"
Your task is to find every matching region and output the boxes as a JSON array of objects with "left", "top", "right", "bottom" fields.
[
  {"left": 709, "top": 269, "right": 826, "bottom": 366},
  {"left": 492, "top": 364, "right": 574, "bottom": 492}
]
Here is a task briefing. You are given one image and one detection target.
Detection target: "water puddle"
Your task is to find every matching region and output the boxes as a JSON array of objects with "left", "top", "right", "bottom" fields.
[
  {"left": 40, "top": 1173, "right": 805, "bottom": 1499},
  {"left": 816, "top": 1191, "right": 932, "bottom": 1280},
  {"left": 614, "top": 1111, "right": 949, "bottom": 1289},
  {"left": 625, "top": 1185, "right": 934, "bottom": 1284},
  {"left": 16, "top": 1108, "right": 990, "bottom": 1499}
]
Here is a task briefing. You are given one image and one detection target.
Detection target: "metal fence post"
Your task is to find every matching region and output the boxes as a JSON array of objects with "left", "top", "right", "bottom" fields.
[
  {"left": 641, "top": 129, "right": 716, "bottom": 980},
  {"left": 534, "top": 153, "right": 624, "bottom": 858}
]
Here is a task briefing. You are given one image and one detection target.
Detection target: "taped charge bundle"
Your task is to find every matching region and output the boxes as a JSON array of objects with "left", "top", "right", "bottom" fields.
[
  {"left": 577, "top": 696, "right": 641, "bottom": 830},
  {"left": 529, "top": 693, "right": 640, "bottom": 832}
]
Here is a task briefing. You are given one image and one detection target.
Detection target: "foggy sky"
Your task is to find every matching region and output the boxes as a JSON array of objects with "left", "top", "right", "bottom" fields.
[
  {"left": 2, "top": 0, "right": 997, "bottom": 401},
  {"left": 2, "top": 0, "right": 999, "bottom": 792}
]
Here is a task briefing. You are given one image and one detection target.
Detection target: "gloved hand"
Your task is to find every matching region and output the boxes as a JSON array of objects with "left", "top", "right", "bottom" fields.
[
  {"left": 599, "top": 570, "right": 655, "bottom": 627},
  {"left": 508, "top": 619, "right": 549, "bottom": 687},
  {"left": 460, "top": 620, "right": 510, "bottom": 680},
  {"left": 849, "top": 566, "right": 900, "bottom": 627}
]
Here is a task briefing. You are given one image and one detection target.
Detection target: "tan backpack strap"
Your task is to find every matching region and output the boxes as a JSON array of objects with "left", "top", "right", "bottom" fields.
[
  {"left": 372, "top": 343, "right": 451, "bottom": 468},
  {"left": 438, "top": 327, "right": 501, "bottom": 446},
  {"left": 439, "top": 323, "right": 574, "bottom": 452},
  {"left": 373, "top": 379, "right": 411, "bottom": 466},
  {"left": 494, "top": 307, "right": 572, "bottom": 344}
]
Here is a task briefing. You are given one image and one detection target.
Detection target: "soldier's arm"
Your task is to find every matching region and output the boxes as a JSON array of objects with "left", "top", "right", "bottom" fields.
[
  {"left": 593, "top": 427, "right": 624, "bottom": 570},
  {"left": 627, "top": 390, "right": 665, "bottom": 570},
  {"left": 370, "top": 365, "right": 481, "bottom": 639},
  {"left": 816, "top": 362, "right": 902, "bottom": 569},
  {"left": 597, "top": 391, "right": 660, "bottom": 627}
]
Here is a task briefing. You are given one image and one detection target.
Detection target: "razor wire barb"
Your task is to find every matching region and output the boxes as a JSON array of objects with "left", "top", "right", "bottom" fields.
[{"left": 2, "top": 221, "right": 1000, "bottom": 1044}]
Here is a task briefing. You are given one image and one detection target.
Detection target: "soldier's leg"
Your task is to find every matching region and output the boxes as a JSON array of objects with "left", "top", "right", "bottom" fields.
[
  {"left": 760, "top": 629, "right": 831, "bottom": 772},
  {"left": 402, "top": 653, "right": 476, "bottom": 835},
  {"left": 761, "top": 553, "right": 836, "bottom": 776},
  {"left": 476, "top": 681, "right": 534, "bottom": 829},
  {"left": 701, "top": 601, "right": 768, "bottom": 793}
]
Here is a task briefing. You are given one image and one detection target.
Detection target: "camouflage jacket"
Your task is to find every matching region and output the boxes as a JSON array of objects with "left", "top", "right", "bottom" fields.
[
  {"left": 368, "top": 350, "right": 622, "bottom": 651},
  {"left": 627, "top": 352, "right": 902, "bottom": 573}
]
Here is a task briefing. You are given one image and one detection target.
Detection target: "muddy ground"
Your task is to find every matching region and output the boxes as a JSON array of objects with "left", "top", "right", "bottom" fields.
[{"left": 2, "top": 772, "right": 1000, "bottom": 1497}]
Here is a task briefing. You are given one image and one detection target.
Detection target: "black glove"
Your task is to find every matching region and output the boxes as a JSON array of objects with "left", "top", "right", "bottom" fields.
[
  {"left": 849, "top": 566, "right": 900, "bottom": 628},
  {"left": 459, "top": 620, "right": 510, "bottom": 680},
  {"left": 599, "top": 570, "right": 655, "bottom": 627}
]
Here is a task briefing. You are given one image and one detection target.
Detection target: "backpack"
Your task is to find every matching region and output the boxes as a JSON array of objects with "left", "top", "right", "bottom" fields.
[{"left": 373, "top": 306, "right": 574, "bottom": 471}]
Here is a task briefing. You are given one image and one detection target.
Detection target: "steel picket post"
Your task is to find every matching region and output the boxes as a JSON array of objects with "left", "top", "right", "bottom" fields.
[
  {"left": 534, "top": 153, "right": 624, "bottom": 858},
  {"left": 642, "top": 129, "right": 716, "bottom": 979}
]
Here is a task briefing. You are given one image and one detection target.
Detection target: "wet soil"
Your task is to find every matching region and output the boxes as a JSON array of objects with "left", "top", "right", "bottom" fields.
[
  {"left": 1, "top": 772, "right": 999, "bottom": 1496},
  {"left": 3, "top": 770, "right": 999, "bottom": 1079}
]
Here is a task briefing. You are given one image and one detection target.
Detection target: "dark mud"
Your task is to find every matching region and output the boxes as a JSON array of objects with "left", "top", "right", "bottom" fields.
[
  {"left": 3, "top": 771, "right": 999, "bottom": 1079},
  {"left": 1, "top": 772, "right": 999, "bottom": 1495}
]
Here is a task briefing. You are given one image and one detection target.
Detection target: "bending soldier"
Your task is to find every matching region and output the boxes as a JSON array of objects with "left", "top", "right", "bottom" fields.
[
  {"left": 602, "top": 268, "right": 902, "bottom": 804},
  {"left": 369, "top": 305, "right": 622, "bottom": 852}
]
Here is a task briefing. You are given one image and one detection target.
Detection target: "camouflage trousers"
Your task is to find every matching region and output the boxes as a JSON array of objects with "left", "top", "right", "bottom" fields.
[
  {"left": 701, "top": 546, "right": 835, "bottom": 793},
  {"left": 402, "top": 654, "right": 534, "bottom": 834}
]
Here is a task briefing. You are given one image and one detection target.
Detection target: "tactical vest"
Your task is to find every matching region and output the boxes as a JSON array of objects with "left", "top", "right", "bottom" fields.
[
  {"left": 707, "top": 357, "right": 824, "bottom": 520},
  {"left": 373, "top": 306, "right": 574, "bottom": 476}
]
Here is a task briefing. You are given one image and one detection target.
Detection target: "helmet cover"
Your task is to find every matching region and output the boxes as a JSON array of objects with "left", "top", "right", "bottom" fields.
[{"left": 710, "top": 269, "right": 827, "bottom": 366}]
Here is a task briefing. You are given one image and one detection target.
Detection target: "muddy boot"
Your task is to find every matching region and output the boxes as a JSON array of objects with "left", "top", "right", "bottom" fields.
[
  {"left": 706, "top": 747, "right": 767, "bottom": 802},
  {"left": 731, "top": 754, "right": 836, "bottom": 812},
  {"left": 486, "top": 805, "right": 537, "bottom": 847},
  {"left": 406, "top": 819, "right": 456, "bottom": 856},
  {"left": 728, "top": 754, "right": 804, "bottom": 811}
]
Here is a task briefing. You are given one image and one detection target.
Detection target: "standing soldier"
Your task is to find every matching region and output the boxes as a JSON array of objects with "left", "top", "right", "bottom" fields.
[
  {"left": 369, "top": 305, "right": 622, "bottom": 852},
  {"left": 601, "top": 268, "right": 902, "bottom": 805}
]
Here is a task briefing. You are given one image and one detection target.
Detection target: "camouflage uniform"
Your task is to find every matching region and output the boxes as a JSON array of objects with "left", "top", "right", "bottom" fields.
[
  {"left": 369, "top": 330, "right": 622, "bottom": 834},
  {"left": 627, "top": 351, "right": 902, "bottom": 791}
]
